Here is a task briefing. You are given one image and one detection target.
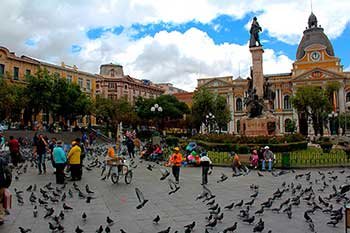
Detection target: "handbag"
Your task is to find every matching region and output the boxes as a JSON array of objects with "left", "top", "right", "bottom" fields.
[{"left": 3, "top": 189, "right": 12, "bottom": 209}]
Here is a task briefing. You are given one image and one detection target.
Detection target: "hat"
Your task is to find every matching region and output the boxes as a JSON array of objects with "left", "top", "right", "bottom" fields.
[
  {"left": 191, "top": 151, "right": 197, "bottom": 155},
  {"left": 173, "top": 147, "right": 180, "bottom": 151},
  {"left": 264, "top": 146, "right": 270, "bottom": 150},
  {"left": 56, "top": 140, "right": 63, "bottom": 145}
]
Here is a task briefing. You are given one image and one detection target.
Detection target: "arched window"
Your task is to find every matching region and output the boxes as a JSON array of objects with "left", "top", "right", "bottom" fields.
[
  {"left": 346, "top": 92, "right": 350, "bottom": 102},
  {"left": 236, "top": 98, "right": 242, "bottom": 112},
  {"left": 285, "top": 119, "right": 292, "bottom": 132},
  {"left": 283, "top": 95, "right": 291, "bottom": 110}
]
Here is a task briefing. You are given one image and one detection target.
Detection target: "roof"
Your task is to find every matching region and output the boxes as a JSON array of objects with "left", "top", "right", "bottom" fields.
[{"left": 296, "top": 13, "right": 334, "bottom": 60}]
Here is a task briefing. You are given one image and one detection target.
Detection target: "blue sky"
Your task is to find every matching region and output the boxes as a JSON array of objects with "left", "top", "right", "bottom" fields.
[
  {"left": 85, "top": 13, "right": 350, "bottom": 70},
  {"left": 2, "top": 1, "right": 350, "bottom": 91}
]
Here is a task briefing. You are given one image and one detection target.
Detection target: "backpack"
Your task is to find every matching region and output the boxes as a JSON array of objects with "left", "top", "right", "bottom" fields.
[{"left": 0, "top": 157, "right": 12, "bottom": 188}]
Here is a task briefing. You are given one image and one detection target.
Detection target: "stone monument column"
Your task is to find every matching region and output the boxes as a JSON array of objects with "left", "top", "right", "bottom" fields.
[{"left": 250, "top": 46, "right": 264, "bottom": 98}]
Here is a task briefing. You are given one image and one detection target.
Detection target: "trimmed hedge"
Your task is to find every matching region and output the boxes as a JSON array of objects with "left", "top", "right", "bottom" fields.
[
  {"left": 165, "top": 136, "right": 180, "bottom": 146},
  {"left": 195, "top": 140, "right": 307, "bottom": 153},
  {"left": 191, "top": 133, "right": 305, "bottom": 144}
]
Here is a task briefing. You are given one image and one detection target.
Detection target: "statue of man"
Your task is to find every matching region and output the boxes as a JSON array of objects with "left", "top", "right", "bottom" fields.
[{"left": 249, "top": 17, "right": 262, "bottom": 47}]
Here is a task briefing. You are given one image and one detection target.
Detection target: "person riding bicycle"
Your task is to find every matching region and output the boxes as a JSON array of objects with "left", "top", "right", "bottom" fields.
[{"left": 103, "top": 144, "right": 122, "bottom": 180}]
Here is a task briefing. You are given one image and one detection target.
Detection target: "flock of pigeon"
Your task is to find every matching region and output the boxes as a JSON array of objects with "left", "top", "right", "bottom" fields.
[{"left": 3, "top": 144, "right": 350, "bottom": 233}]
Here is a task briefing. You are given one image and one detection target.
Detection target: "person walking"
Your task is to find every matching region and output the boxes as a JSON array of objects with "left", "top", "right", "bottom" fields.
[
  {"left": 48, "top": 137, "right": 57, "bottom": 174},
  {"left": 126, "top": 137, "right": 135, "bottom": 159},
  {"left": 53, "top": 140, "right": 67, "bottom": 184},
  {"left": 34, "top": 134, "right": 48, "bottom": 175},
  {"left": 67, "top": 140, "right": 81, "bottom": 181},
  {"left": 200, "top": 152, "right": 212, "bottom": 185},
  {"left": 8, "top": 136, "right": 20, "bottom": 167},
  {"left": 169, "top": 147, "right": 183, "bottom": 184},
  {"left": 0, "top": 156, "right": 11, "bottom": 225},
  {"left": 263, "top": 146, "right": 274, "bottom": 172}
]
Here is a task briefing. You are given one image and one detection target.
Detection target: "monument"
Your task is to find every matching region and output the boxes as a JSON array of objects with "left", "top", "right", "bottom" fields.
[{"left": 241, "top": 17, "right": 278, "bottom": 136}]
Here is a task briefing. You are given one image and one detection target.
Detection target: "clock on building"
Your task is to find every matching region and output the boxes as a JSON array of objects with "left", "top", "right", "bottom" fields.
[{"left": 310, "top": 51, "right": 321, "bottom": 61}]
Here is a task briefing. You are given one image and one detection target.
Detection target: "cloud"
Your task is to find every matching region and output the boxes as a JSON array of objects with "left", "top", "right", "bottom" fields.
[{"left": 0, "top": 0, "right": 346, "bottom": 92}]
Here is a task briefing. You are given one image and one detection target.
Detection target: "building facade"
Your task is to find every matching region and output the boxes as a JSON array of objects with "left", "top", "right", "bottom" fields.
[
  {"left": 96, "top": 63, "right": 164, "bottom": 104},
  {"left": 156, "top": 83, "right": 187, "bottom": 95},
  {"left": 197, "top": 13, "right": 350, "bottom": 135},
  {"left": 0, "top": 46, "right": 96, "bottom": 98}
]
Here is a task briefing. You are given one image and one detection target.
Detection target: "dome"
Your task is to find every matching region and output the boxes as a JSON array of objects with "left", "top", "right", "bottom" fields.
[{"left": 296, "top": 13, "right": 334, "bottom": 60}]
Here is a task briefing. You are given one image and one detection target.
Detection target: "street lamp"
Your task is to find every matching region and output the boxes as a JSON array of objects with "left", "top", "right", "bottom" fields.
[
  {"left": 328, "top": 111, "right": 338, "bottom": 135},
  {"left": 205, "top": 112, "right": 216, "bottom": 133},
  {"left": 151, "top": 103, "right": 163, "bottom": 130}
]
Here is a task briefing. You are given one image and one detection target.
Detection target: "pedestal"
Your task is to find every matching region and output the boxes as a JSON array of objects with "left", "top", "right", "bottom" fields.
[
  {"left": 249, "top": 46, "right": 264, "bottom": 98},
  {"left": 240, "top": 116, "right": 277, "bottom": 136}
]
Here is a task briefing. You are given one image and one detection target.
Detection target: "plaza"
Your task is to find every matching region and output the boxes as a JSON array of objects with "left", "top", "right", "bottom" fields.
[{"left": 0, "top": 156, "right": 348, "bottom": 233}]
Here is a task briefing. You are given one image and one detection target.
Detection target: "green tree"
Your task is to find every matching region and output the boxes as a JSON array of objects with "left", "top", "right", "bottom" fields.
[
  {"left": 192, "top": 88, "right": 231, "bottom": 132},
  {"left": 135, "top": 95, "right": 190, "bottom": 129},
  {"left": 291, "top": 86, "right": 331, "bottom": 136}
]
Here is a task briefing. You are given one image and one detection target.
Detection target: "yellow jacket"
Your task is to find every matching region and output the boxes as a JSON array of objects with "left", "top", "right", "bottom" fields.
[{"left": 68, "top": 145, "right": 81, "bottom": 165}]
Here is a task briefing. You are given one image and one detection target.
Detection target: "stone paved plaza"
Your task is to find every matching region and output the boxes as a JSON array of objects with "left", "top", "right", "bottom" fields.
[{"left": 0, "top": 158, "right": 348, "bottom": 233}]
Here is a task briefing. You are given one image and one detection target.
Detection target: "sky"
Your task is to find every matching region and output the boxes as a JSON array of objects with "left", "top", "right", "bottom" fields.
[{"left": 1, "top": 0, "right": 350, "bottom": 92}]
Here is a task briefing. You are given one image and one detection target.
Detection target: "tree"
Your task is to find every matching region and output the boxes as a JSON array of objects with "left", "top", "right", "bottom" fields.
[
  {"left": 192, "top": 88, "right": 231, "bottom": 132},
  {"left": 291, "top": 86, "right": 331, "bottom": 136},
  {"left": 135, "top": 95, "right": 190, "bottom": 129}
]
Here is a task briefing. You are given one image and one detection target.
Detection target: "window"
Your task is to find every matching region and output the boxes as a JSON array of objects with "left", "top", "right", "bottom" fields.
[
  {"left": 78, "top": 78, "right": 83, "bottom": 88},
  {"left": 25, "top": 69, "right": 31, "bottom": 77},
  {"left": 110, "top": 69, "right": 115, "bottom": 77},
  {"left": 236, "top": 98, "right": 243, "bottom": 111},
  {"left": 86, "top": 80, "right": 91, "bottom": 91},
  {"left": 66, "top": 75, "right": 72, "bottom": 83},
  {"left": 13, "top": 67, "right": 19, "bottom": 80},
  {"left": 124, "top": 85, "right": 128, "bottom": 89},
  {"left": 237, "top": 120, "right": 240, "bottom": 133},
  {"left": 0, "top": 64, "right": 4, "bottom": 76},
  {"left": 346, "top": 92, "right": 350, "bottom": 102},
  {"left": 285, "top": 119, "right": 292, "bottom": 132},
  {"left": 283, "top": 95, "right": 292, "bottom": 110}
]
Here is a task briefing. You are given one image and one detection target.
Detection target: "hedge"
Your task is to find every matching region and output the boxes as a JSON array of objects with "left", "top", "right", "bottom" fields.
[{"left": 195, "top": 140, "right": 307, "bottom": 153}]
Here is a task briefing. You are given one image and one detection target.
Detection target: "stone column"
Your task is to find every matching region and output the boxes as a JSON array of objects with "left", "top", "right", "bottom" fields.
[
  {"left": 249, "top": 46, "right": 264, "bottom": 98},
  {"left": 339, "top": 85, "right": 345, "bottom": 113},
  {"left": 228, "top": 93, "right": 235, "bottom": 134}
]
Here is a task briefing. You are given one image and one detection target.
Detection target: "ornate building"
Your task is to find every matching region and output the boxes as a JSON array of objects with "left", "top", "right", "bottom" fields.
[
  {"left": 96, "top": 63, "right": 164, "bottom": 104},
  {"left": 197, "top": 13, "right": 350, "bottom": 135}
]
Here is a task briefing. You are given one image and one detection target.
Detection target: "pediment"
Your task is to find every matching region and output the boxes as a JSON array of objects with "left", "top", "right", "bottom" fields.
[
  {"left": 292, "top": 68, "right": 345, "bottom": 82},
  {"left": 201, "top": 78, "right": 232, "bottom": 88}
]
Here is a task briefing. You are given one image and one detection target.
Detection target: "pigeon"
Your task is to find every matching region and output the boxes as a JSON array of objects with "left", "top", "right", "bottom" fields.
[
  {"left": 153, "top": 215, "right": 160, "bottom": 224},
  {"left": 235, "top": 200, "right": 243, "bottom": 208},
  {"left": 222, "top": 222, "right": 237, "bottom": 233},
  {"left": 135, "top": 188, "right": 149, "bottom": 209},
  {"left": 75, "top": 226, "right": 84, "bottom": 233},
  {"left": 105, "top": 226, "right": 111, "bottom": 233},
  {"left": 33, "top": 206, "right": 38, "bottom": 218},
  {"left": 82, "top": 212, "right": 87, "bottom": 221},
  {"left": 85, "top": 184, "right": 94, "bottom": 194},
  {"left": 96, "top": 225, "right": 103, "bottom": 233},
  {"left": 120, "top": 229, "right": 127, "bottom": 233},
  {"left": 255, "top": 206, "right": 264, "bottom": 215},
  {"left": 257, "top": 171, "right": 264, "bottom": 177},
  {"left": 157, "top": 226, "right": 171, "bottom": 233},
  {"left": 327, "top": 219, "right": 340, "bottom": 227},
  {"left": 243, "top": 215, "right": 255, "bottom": 224},
  {"left": 18, "top": 227, "right": 31, "bottom": 233},
  {"left": 26, "top": 185, "right": 33, "bottom": 192},
  {"left": 48, "top": 222, "right": 57, "bottom": 231},
  {"left": 107, "top": 216, "right": 114, "bottom": 225},
  {"left": 160, "top": 168, "right": 170, "bottom": 180},
  {"left": 253, "top": 219, "right": 264, "bottom": 232},
  {"left": 168, "top": 179, "right": 180, "bottom": 195},
  {"left": 184, "top": 221, "right": 195, "bottom": 230},
  {"left": 206, "top": 218, "right": 217, "bottom": 228},
  {"left": 63, "top": 203, "right": 73, "bottom": 211},
  {"left": 44, "top": 208, "right": 54, "bottom": 218},
  {"left": 217, "top": 173, "right": 228, "bottom": 183},
  {"left": 224, "top": 202, "right": 235, "bottom": 210}
]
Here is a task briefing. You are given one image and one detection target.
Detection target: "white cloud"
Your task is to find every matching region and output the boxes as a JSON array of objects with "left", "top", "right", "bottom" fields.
[{"left": 0, "top": 0, "right": 347, "bottom": 91}]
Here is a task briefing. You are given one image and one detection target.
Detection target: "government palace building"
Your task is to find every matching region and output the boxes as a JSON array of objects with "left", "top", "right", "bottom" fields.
[{"left": 197, "top": 13, "right": 350, "bottom": 136}]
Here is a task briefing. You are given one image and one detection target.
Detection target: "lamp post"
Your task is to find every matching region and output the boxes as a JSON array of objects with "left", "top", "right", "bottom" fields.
[
  {"left": 151, "top": 104, "right": 163, "bottom": 130},
  {"left": 205, "top": 112, "right": 216, "bottom": 133},
  {"left": 328, "top": 111, "right": 338, "bottom": 135}
]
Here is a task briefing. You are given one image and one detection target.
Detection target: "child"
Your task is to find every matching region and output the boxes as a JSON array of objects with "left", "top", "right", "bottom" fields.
[
  {"left": 200, "top": 152, "right": 212, "bottom": 185},
  {"left": 250, "top": 150, "right": 259, "bottom": 169}
]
